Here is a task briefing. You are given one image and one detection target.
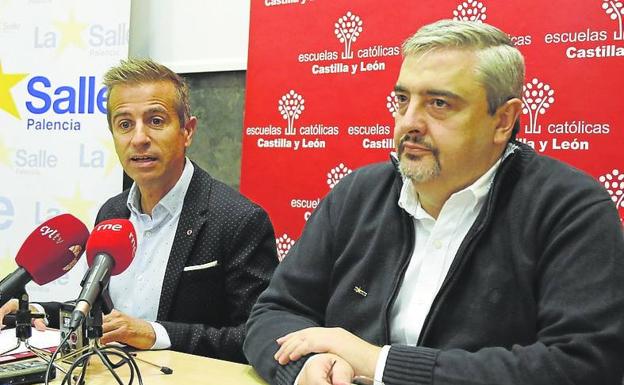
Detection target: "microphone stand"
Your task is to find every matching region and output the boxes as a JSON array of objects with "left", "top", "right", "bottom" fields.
[
  {"left": 1, "top": 291, "right": 170, "bottom": 385},
  {"left": 54, "top": 288, "right": 144, "bottom": 385},
  {"left": 0, "top": 292, "right": 67, "bottom": 378},
  {"left": 0, "top": 292, "right": 29, "bottom": 356}
]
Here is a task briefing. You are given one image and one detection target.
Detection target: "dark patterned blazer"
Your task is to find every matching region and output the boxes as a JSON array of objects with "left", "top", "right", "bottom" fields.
[{"left": 94, "top": 163, "right": 278, "bottom": 363}]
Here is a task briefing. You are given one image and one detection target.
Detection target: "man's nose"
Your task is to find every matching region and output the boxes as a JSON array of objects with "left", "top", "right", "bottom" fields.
[
  {"left": 396, "top": 102, "right": 427, "bottom": 136},
  {"left": 130, "top": 123, "right": 150, "bottom": 146}
]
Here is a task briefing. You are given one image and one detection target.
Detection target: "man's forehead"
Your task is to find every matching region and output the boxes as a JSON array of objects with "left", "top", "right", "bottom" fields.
[
  {"left": 400, "top": 48, "right": 477, "bottom": 70},
  {"left": 112, "top": 103, "right": 168, "bottom": 113},
  {"left": 395, "top": 49, "right": 480, "bottom": 93},
  {"left": 110, "top": 101, "right": 171, "bottom": 121},
  {"left": 109, "top": 82, "right": 175, "bottom": 115}
]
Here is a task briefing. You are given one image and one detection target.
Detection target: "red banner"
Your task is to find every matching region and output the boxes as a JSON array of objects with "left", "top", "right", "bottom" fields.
[{"left": 241, "top": 0, "right": 624, "bottom": 259}]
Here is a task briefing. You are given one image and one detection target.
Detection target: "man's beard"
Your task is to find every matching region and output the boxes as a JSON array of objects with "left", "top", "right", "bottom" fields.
[{"left": 397, "top": 133, "right": 441, "bottom": 183}]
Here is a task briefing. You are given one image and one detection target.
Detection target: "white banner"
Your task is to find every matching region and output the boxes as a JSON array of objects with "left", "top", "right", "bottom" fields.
[{"left": 0, "top": 0, "right": 129, "bottom": 301}]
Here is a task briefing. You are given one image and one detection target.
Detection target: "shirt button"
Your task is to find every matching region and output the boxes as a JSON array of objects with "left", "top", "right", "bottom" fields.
[
  {"left": 433, "top": 239, "right": 442, "bottom": 249},
  {"left": 145, "top": 231, "right": 151, "bottom": 237}
]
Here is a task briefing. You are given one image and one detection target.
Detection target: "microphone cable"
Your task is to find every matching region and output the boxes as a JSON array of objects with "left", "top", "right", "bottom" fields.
[
  {"left": 42, "top": 329, "right": 148, "bottom": 385},
  {"left": 45, "top": 329, "right": 71, "bottom": 385},
  {"left": 129, "top": 352, "right": 173, "bottom": 374},
  {"left": 54, "top": 342, "right": 143, "bottom": 385}
]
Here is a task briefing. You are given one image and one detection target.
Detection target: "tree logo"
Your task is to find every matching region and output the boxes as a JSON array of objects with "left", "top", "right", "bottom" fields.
[
  {"left": 334, "top": 11, "right": 363, "bottom": 59},
  {"left": 386, "top": 91, "right": 399, "bottom": 117},
  {"left": 452, "top": 0, "right": 487, "bottom": 22},
  {"left": 327, "top": 163, "right": 353, "bottom": 189},
  {"left": 599, "top": 169, "right": 624, "bottom": 211},
  {"left": 278, "top": 90, "right": 305, "bottom": 135},
  {"left": 276, "top": 234, "right": 296, "bottom": 261},
  {"left": 522, "top": 78, "right": 555, "bottom": 134},
  {"left": 602, "top": 0, "right": 624, "bottom": 40}
]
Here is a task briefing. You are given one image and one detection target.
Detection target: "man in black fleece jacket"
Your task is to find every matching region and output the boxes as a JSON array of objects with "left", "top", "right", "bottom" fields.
[{"left": 244, "top": 19, "right": 624, "bottom": 385}]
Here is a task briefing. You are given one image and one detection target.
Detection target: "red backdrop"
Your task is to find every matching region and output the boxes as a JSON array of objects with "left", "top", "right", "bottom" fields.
[{"left": 241, "top": 0, "right": 624, "bottom": 260}]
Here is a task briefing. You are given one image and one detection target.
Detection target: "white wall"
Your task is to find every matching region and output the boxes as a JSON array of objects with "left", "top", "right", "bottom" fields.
[{"left": 129, "top": 0, "right": 250, "bottom": 73}]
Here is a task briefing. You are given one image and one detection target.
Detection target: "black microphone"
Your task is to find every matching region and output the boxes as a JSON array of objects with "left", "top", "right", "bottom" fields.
[{"left": 69, "top": 219, "right": 136, "bottom": 331}]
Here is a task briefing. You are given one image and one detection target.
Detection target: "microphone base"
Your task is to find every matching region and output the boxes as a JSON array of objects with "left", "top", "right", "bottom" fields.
[
  {"left": 14, "top": 292, "right": 45, "bottom": 342},
  {"left": 85, "top": 297, "right": 106, "bottom": 339},
  {"left": 59, "top": 302, "right": 88, "bottom": 359}
]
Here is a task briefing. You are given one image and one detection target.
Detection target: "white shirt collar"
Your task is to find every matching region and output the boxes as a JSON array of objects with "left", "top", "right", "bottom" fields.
[
  {"left": 398, "top": 144, "right": 517, "bottom": 220},
  {"left": 126, "top": 157, "right": 194, "bottom": 217}
]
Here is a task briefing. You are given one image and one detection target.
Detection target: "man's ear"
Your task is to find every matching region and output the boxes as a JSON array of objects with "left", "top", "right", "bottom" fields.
[
  {"left": 183, "top": 116, "right": 198, "bottom": 148},
  {"left": 493, "top": 98, "right": 522, "bottom": 144}
]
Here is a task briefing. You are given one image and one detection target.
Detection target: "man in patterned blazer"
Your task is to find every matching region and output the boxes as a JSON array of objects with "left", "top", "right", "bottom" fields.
[
  {"left": 1, "top": 58, "right": 278, "bottom": 363},
  {"left": 93, "top": 58, "right": 278, "bottom": 362}
]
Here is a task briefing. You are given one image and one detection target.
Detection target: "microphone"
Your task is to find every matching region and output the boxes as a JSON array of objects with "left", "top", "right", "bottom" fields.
[
  {"left": 69, "top": 219, "right": 136, "bottom": 330},
  {"left": 0, "top": 214, "right": 89, "bottom": 307}
]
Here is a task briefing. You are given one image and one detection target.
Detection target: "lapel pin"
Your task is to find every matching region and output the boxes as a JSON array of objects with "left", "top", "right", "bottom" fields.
[{"left": 354, "top": 286, "right": 368, "bottom": 297}]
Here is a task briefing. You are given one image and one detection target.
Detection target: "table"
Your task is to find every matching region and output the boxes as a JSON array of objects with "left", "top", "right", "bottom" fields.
[{"left": 50, "top": 350, "right": 268, "bottom": 385}]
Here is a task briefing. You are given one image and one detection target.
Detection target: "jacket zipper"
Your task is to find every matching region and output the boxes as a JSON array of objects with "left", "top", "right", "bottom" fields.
[
  {"left": 381, "top": 177, "right": 418, "bottom": 345},
  {"left": 415, "top": 149, "right": 519, "bottom": 346},
  {"left": 417, "top": 217, "right": 487, "bottom": 345}
]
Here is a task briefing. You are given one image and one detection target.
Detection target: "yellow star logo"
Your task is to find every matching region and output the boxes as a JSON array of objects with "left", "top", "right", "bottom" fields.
[
  {"left": 100, "top": 137, "right": 121, "bottom": 176},
  {"left": 56, "top": 185, "right": 96, "bottom": 226},
  {"left": 0, "top": 61, "right": 28, "bottom": 119},
  {"left": 53, "top": 10, "right": 88, "bottom": 53},
  {"left": 0, "top": 137, "right": 12, "bottom": 166}
]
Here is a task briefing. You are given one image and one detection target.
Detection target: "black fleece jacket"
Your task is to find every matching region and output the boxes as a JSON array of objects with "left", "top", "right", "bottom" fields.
[{"left": 244, "top": 142, "right": 624, "bottom": 385}]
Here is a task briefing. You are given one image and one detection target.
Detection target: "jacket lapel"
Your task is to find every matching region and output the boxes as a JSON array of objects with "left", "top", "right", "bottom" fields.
[
  {"left": 95, "top": 191, "right": 131, "bottom": 223},
  {"left": 157, "top": 164, "right": 213, "bottom": 319}
]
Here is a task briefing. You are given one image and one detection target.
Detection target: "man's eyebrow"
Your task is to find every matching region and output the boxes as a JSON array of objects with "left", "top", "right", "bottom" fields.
[
  {"left": 425, "top": 89, "right": 463, "bottom": 101},
  {"left": 112, "top": 106, "right": 168, "bottom": 120},
  {"left": 393, "top": 85, "right": 466, "bottom": 103},
  {"left": 111, "top": 110, "right": 130, "bottom": 121},
  {"left": 146, "top": 106, "right": 168, "bottom": 114},
  {"left": 394, "top": 84, "right": 408, "bottom": 93}
]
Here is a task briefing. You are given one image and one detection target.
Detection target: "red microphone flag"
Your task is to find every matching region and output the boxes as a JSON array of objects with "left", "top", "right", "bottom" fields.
[
  {"left": 86, "top": 219, "right": 136, "bottom": 275},
  {"left": 15, "top": 214, "right": 89, "bottom": 286}
]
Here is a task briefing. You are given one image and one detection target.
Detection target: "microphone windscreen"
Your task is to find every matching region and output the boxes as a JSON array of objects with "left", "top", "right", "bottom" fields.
[
  {"left": 15, "top": 214, "right": 89, "bottom": 285},
  {"left": 86, "top": 219, "right": 136, "bottom": 275}
]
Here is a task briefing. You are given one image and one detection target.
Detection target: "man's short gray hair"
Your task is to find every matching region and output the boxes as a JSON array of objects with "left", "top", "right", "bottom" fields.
[{"left": 103, "top": 58, "right": 191, "bottom": 129}]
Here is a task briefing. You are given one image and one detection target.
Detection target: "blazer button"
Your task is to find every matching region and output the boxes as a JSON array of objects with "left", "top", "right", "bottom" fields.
[{"left": 187, "top": 229, "right": 193, "bottom": 236}]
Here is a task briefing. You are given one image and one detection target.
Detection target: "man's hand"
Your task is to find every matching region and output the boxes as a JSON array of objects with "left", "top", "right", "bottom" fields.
[
  {"left": 274, "top": 327, "right": 381, "bottom": 378},
  {"left": 0, "top": 299, "right": 46, "bottom": 331},
  {"left": 298, "top": 353, "right": 353, "bottom": 385},
  {"left": 101, "top": 309, "right": 156, "bottom": 349}
]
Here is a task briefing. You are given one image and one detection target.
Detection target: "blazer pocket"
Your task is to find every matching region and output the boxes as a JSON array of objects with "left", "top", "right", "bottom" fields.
[{"left": 183, "top": 260, "right": 219, "bottom": 272}]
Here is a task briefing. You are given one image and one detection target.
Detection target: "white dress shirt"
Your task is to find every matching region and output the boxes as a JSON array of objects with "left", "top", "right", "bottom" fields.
[
  {"left": 390, "top": 162, "right": 498, "bottom": 345},
  {"left": 374, "top": 145, "right": 516, "bottom": 383},
  {"left": 110, "top": 158, "right": 194, "bottom": 349}
]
